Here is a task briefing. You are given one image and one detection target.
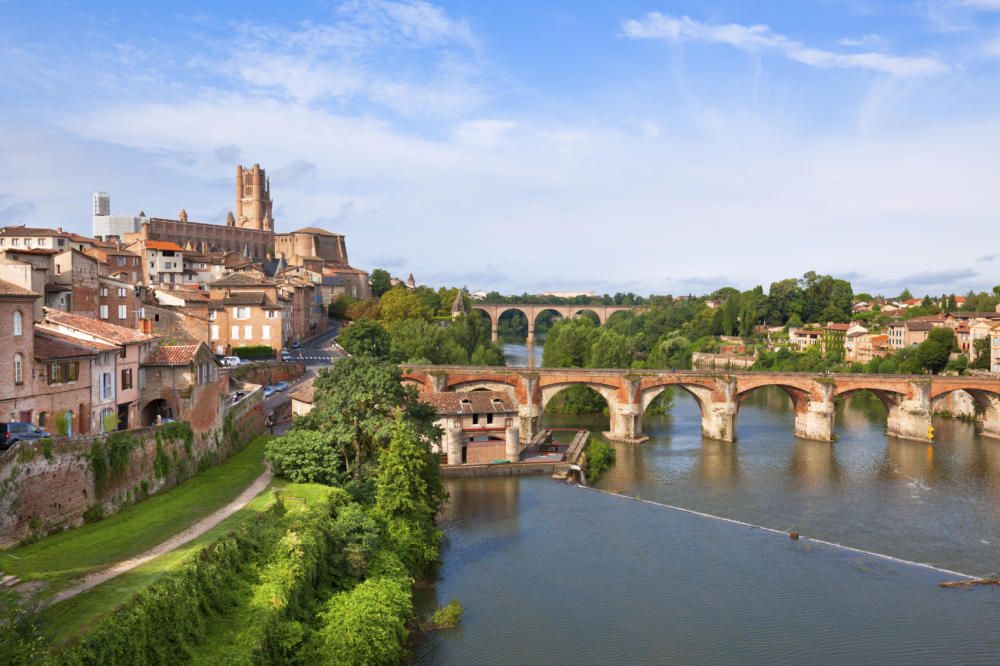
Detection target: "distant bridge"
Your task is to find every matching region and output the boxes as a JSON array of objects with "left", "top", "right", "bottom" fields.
[
  {"left": 471, "top": 304, "right": 646, "bottom": 342},
  {"left": 401, "top": 365, "right": 1000, "bottom": 446}
]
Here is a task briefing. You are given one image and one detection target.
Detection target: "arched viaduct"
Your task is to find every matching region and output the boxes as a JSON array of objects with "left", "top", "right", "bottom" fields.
[
  {"left": 471, "top": 304, "right": 646, "bottom": 343},
  {"left": 400, "top": 365, "right": 1000, "bottom": 446}
]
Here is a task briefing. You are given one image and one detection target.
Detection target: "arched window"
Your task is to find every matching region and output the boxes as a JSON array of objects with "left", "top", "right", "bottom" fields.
[
  {"left": 13, "top": 310, "right": 22, "bottom": 336},
  {"left": 14, "top": 353, "right": 23, "bottom": 384}
]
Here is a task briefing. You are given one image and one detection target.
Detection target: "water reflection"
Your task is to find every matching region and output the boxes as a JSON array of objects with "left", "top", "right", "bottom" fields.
[
  {"left": 694, "top": 440, "right": 742, "bottom": 489},
  {"left": 788, "top": 441, "right": 842, "bottom": 492}
]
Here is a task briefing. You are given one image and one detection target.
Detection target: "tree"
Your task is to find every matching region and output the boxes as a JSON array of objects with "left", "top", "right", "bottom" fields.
[
  {"left": 370, "top": 268, "right": 392, "bottom": 298},
  {"left": 542, "top": 318, "right": 597, "bottom": 367},
  {"left": 971, "top": 337, "right": 991, "bottom": 369},
  {"left": 588, "top": 328, "right": 637, "bottom": 368},
  {"left": 339, "top": 319, "right": 391, "bottom": 359},
  {"left": 265, "top": 429, "right": 341, "bottom": 484},
  {"left": 916, "top": 327, "right": 955, "bottom": 374},
  {"left": 294, "top": 357, "right": 439, "bottom": 479},
  {"left": 379, "top": 287, "right": 433, "bottom": 325},
  {"left": 374, "top": 416, "right": 445, "bottom": 575}
]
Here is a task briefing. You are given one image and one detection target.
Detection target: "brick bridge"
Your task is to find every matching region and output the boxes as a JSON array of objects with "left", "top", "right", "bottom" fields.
[
  {"left": 401, "top": 365, "right": 1000, "bottom": 445},
  {"left": 471, "top": 304, "right": 646, "bottom": 343}
]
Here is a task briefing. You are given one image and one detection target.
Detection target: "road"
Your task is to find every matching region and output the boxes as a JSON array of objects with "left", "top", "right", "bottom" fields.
[{"left": 283, "top": 319, "right": 346, "bottom": 368}]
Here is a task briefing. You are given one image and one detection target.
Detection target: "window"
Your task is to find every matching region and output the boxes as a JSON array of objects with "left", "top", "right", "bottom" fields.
[
  {"left": 118, "top": 304, "right": 127, "bottom": 319},
  {"left": 487, "top": 413, "right": 494, "bottom": 425},
  {"left": 164, "top": 262, "right": 173, "bottom": 269},
  {"left": 49, "top": 363, "right": 61, "bottom": 383},
  {"left": 121, "top": 368, "right": 133, "bottom": 390},
  {"left": 244, "top": 325, "right": 252, "bottom": 340},
  {"left": 57, "top": 239, "right": 65, "bottom": 247},
  {"left": 139, "top": 367, "right": 146, "bottom": 389},
  {"left": 11, "top": 238, "right": 19, "bottom": 246},
  {"left": 231, "top": 325, "right": 239, "bottom": 340},
  {"left": 100, "top": 304, "right": 109, "bottom": 319},
  {"left": 133, "top": 257, "right": 140, "bottom": 266},
  {"left": 262, "top": 325, "right": 270, "bottom": 340},
  {"left": 211, "top": 325, "right": 219, "bottom": 341},
  {"left": 13, "top": 310, "right": 22, "bottom": 336},
  {"left": 100, "top": 372, "right": 113, "bottom": 401},
  {"left": 56, "top": 263, "right": 62, "bottom": 275},
  {"left": 117, "top": 256, "right": 126, "bottom": 266},
  {"left": 99, "top": 286, "right": 108, "bottom": 297},
  {"left": 14, "top": 353, "right": 23, "bottom": 385},
  {"left": 472, "top": 414, "right": 479, "bottom": 425},
  {"left": 38, "top": 412, "right": 47, "bottom": 428},
  {"left": 208, "top": 310, "right": 216, "bottom": 321},
  {"left": 234, "top": 306, "right": 250, "bottom": 320},
  {"left": 266, "top": 310, "right": 277, "bottom": 319},
  {"left": 118, "top": 287, "right": 126, "bottom": 297}
]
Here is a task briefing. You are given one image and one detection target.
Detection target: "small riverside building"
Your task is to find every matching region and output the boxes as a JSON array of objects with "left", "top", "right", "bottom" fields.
[{"left": 420, "top": 391, "right": 520, "bottom": 465}]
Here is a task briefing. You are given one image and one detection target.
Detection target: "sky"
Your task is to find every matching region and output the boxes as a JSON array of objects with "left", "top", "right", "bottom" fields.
[{"left": 1, "top": 0, "right": 999, "bottom": 297}]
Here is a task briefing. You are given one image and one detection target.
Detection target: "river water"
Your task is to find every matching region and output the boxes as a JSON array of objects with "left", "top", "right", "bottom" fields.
[{"left": 413, "top": 343, "right": 1000, "bottom": 663}]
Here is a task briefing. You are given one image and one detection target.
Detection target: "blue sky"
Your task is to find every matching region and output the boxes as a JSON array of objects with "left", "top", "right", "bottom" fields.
[{"left": 2, "top": 1, "right": 999, "bottom": 296}]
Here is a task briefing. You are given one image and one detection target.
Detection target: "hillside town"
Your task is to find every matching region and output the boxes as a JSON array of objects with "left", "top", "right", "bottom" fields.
[{"left": 0, "top": 164, "right": 372, "bottom": 434}]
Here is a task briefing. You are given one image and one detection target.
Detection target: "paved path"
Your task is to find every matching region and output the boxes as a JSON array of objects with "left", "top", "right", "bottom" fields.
[{"left": 48, "top": 466, "right": 273, "bottom": 605}]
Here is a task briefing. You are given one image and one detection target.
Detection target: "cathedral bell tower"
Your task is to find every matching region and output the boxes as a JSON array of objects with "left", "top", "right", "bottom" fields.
[{"left": 234, "top": 163, "right": 273, "bottom": 231}]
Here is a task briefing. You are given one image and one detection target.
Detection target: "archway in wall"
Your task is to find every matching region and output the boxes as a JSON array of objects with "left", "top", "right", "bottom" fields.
[
  {"left": 141, "top": 399, "right": 175, "bottom": 427},
  {"left": 734, "top": 385, "right": 808, "bottom": 443},
  {"left": 639, "top": 383, "right": 711, "bottom": 441},
  {"left": 834, "top": 388, "right": 900, "bottom": 433},
  {"left": 532, "top": 308, "right": 565, "bottom": 341},
  {"left": 573, "top": 309, "right": 601, "bottom": 326}
]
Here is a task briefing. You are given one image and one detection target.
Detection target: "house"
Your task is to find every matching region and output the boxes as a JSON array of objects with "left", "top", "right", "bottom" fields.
[
  {"left": 206, "top": 273, "right": 284, "bottom": 355},
  {"left": 855, "top": 333, "right": 891, "bottom": 364},
  {"left": 420, "top": 391, "right": 519, "bottom": 464},
  {"left": 821, "top": 323, "right": 851, "bottom": 358},
  {"left": 290, "top": 378, "right": 315, "bottom": 417},
  {"left": 98, "top": 275, "right": 138, "bottom": 328},
  {"left": 129, "top": 239, "right": 184, "bottom": 286},
  {"left": 32, "top": 329, "right": 103, "bottom": 435},
  {"left": 139, "top": 342, "right": 223, "bottom": 429},
  {"left": 789, "top": 327, "right": 823, "bottom": 351},
  {"left": 41, "top": 308, "right": 158, "bottom": 431},
  {"left": 0, "top": 226, "right": 72, "bottom": 252},
  {"left": 0, "top": 280, "right": 42, "bottom": 424},
  {"left": 843, "top": 324, "right": 868, "bottom": 362}
]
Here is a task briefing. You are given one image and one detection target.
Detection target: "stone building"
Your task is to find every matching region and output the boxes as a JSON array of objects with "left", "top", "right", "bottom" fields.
[
  {"left": 31, "top": 329, "right": 101, "bottom": 435},
  {"left": 234, "top": 164, "right": 274, "bottom": 231},
  {"left": 206, "top": 273, "right": 284, "bottom": 355},
  {"left": 0, "top": 280, "right": 41, "bottom": 424},
  {"left": 52, "top": 250, "right": 100, "bottom": 316},
  {"left": 139, "top": 342, "right": 223, "bottom": 428},
  {"left": 420, "top": 391, "right": 519, "bottom": 465},
  {"left": 274, "top": 227, "right": 349, "bottom": 268},
  {"left": 98, "top": 275, "right": 138, "bottom": 328}
]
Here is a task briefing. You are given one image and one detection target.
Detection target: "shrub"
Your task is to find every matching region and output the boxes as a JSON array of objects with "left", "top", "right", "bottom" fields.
[
  {"left": 266, "top": 430, "right": 341, "bottom": 484},
  {"left": 54, "top": 411, "right": 71, "bottom": 437},
  {"left": 82, "top": 504, "right": 104, "bottom": 524},
  {"left": 429, "top": 598, "right": 464, "bottom": 627},
  {"left": 584, "top": 437, "right": 616, "bottom": 484},
  {"left": 233, "top": 345, "right": 275, "bottom": 360}
]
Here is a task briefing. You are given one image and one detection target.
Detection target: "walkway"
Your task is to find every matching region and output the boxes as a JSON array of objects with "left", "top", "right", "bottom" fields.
[{"left": 48, "top": 466, "right": 273, "bottom": 605}]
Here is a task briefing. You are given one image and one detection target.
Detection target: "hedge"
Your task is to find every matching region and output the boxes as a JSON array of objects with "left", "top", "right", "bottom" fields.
[{"left": 232, "top": 345, "right": 274, "bottom": 360}]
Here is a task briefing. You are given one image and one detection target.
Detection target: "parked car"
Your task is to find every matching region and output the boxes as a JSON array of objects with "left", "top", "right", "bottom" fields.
[
  {"left": 280, "top": 350, "right": 291, "bottom": 361},
  {"left": 263, "top": 385, "right": 277, "bottom": 398},
  {"left": 221, "top": 356, "right": 242, "bottom": 367},
  {"left": 274, "top": 381, "right": 290, "bottom": 392},
  {"left": 291, "top": 341, "right": 302, "bottom": 349},
  {"left": 231, "top": 391, "right": 246, "bottom": 405},
  {"left": 1, "top": 422, "right": 51, "bottom": 450}
]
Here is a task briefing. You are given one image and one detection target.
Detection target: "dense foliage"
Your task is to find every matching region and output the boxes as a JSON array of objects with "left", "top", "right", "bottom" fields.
[{"left": 583, "top": 437, "right": 616, "bottom": 484}]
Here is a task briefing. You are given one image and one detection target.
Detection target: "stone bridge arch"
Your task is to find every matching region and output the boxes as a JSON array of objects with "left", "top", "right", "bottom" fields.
[{"left": 931, "top": 386, "right": 1000, "bottom": 439}]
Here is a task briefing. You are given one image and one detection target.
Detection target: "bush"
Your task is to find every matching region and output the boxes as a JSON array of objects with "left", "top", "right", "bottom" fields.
[
  {"left": 429, "top": 598, "right": 464, "bottom": 627},
  {"left": 233, "top": 345, "right": 275, "bottom": 360},
  {"left": 266, "top": 430, "right": 342, "bottom": 484},
  {"left": 82, "top": 504, "right": 104, "bottom": 524},
  {"left": 584, "top": 437, "right": 616, "bottom": 484},
  {"left": 308, "top": 551, "right": 413, "bottom": 665}
]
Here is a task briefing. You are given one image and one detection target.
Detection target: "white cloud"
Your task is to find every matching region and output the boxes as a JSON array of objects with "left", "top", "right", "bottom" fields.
[
  {"left": 452, "top": 119, "right": 517, "bottom": 147},
  {"left": 622, "top": 13, "right": 949, "bottom": 78},
  {"left": 837, "top": 34, "right": 887, "bottom": 50},
  {"left": 955, "top": 0, "right": 1000, "bottom": 10}
]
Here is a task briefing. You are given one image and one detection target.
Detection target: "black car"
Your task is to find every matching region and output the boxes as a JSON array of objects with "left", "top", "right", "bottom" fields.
[{"left": 1, "top": 422, "right": 51, "bottom": 450}]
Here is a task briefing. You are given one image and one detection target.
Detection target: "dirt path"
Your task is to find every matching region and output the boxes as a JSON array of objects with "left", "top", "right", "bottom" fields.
[{"left": 48, "top": 467, "right": 273, "bottom": 605}]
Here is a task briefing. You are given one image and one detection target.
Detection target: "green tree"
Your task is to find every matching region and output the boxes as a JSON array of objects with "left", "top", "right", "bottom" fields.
[
  {"left": 971, "top": 337, "right": 991, "bottom": 370},
  {"left": 370, "top": 268, "right": 392, "bottom": 298},
  {"left": 379, "top": 287, "right": 433, "bottom": 325},
  {"left": 265, "top": 430, "right": 341, "bottom": 484},
  {"left": 588, "top": 328, "right": 637, "bottom": 368},
  {"left": 916, "top": 327, "right": 955, "bottom": 374},
  {"left": 294, "top": 357, "right": 439, "bottom": 479},
  {"left": 339, "top": 319, "right": 391, "bottom": 359},
  {"left": 374, "top": 416, "right": 445, "bottom": 575},
  {"left": 542, "top": 318, "right": 598, "bottom": 367}
]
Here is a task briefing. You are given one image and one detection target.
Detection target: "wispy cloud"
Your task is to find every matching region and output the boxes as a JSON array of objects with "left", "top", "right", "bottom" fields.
[
  {"left": 978, "top": 254, "right": 996, "bottom": 262},
  {"left": 838, "top": 34, "right": 887, "bottom": 50},
  {"left": 621, "top": 13, "right": 949, "bottom": 78},
  {"left": 955, "top": 0, "right": 1000, "bottom": 10}
]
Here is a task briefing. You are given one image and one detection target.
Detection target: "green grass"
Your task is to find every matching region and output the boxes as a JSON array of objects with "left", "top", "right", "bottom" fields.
[
  {"left": 39, "top": 480, "right": 331, "bottom": 648},
  {"left": 1, "top": 435, "right": 271, "bottom": 598}
]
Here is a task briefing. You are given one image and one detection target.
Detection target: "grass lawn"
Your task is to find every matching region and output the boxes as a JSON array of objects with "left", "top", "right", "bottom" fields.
[
  {"left": 40, "top": 480, "right": 331, "bottom": 648},
  {"left": 1, "top": 435, "right": 271, "bottom": 598}
]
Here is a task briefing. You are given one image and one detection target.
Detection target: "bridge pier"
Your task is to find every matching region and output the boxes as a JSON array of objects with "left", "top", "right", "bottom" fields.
[
  {"left": 491, "top": 323, "right": 499, "bottom": 343},
  {"left": 794, "top": 400, "right": 835, "bottom": 442},
  {"left": 518, "top": 403, "right": 541, "bottom": 444},
  {"left": 604, "top": 402, "right": 649, "bottom": 444},
  {"left": 526, "top": 322, "right": 536, "bottom": 344},
  {"left": 886, "top": 384, "right": 934, "bottom": 442},
  {"left": 702, "top": 400, "right": 737, "bottom": 442}
]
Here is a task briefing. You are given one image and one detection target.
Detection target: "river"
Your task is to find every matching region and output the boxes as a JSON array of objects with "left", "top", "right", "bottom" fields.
[{"left": 413, "top": 342, "right": 1000, "bottom": 663}]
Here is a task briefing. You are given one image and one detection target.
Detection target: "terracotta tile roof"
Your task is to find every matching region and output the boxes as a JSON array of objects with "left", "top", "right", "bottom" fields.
[
  {"left": 1, "top": 247, "right": 59, "bottom": 256},
  {"left": 287, "top": 227, "right": 341, "bottom": 236},
  {"left": 210, "top": 273, "right": 273, "bottom": 287},
  {"left": 907, "top": 321, "right": 934, "bottom": 331},
  {"left": 43, "top": 308, "right": 157, "bottom": 344},
  {"left": 0, "top": 226, "right": 68, "bottom": 237},
  {"left": 823, "top": 323, "right": 851, "bottom": 331},
  {"left": 290, "top": 378, "right": 315, "bottom": 404},
  {"left": 222, "top": 291, "right": 268, "bottom": 306},
  {"left": 35, "top": 327, "right": 116, "bottom": 354},
  {"left": 142, "top": 345, "right": 201, "bottom": 366},
  {"left": 158, "top": 289, "right": 210, "bottom": 302},
  {"left": 322, "top": 265, "right": 367, "bottom": 275},
  {"left": 0, "top": 279, "right": 39, "bottom": 298},
  {"left": 420, "top": 391, "right": 517, "bottom": 416},
  {"left": 144, "top": 240, "right": 184, "bottom": 251}
]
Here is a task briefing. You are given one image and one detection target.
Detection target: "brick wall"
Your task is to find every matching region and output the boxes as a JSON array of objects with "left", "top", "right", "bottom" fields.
[
  {"left": 228, "top": 361, "right": 305, "bottom": 386},
  {"left": 0, "top": 387, "right": 265, "bottom": 547}
]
